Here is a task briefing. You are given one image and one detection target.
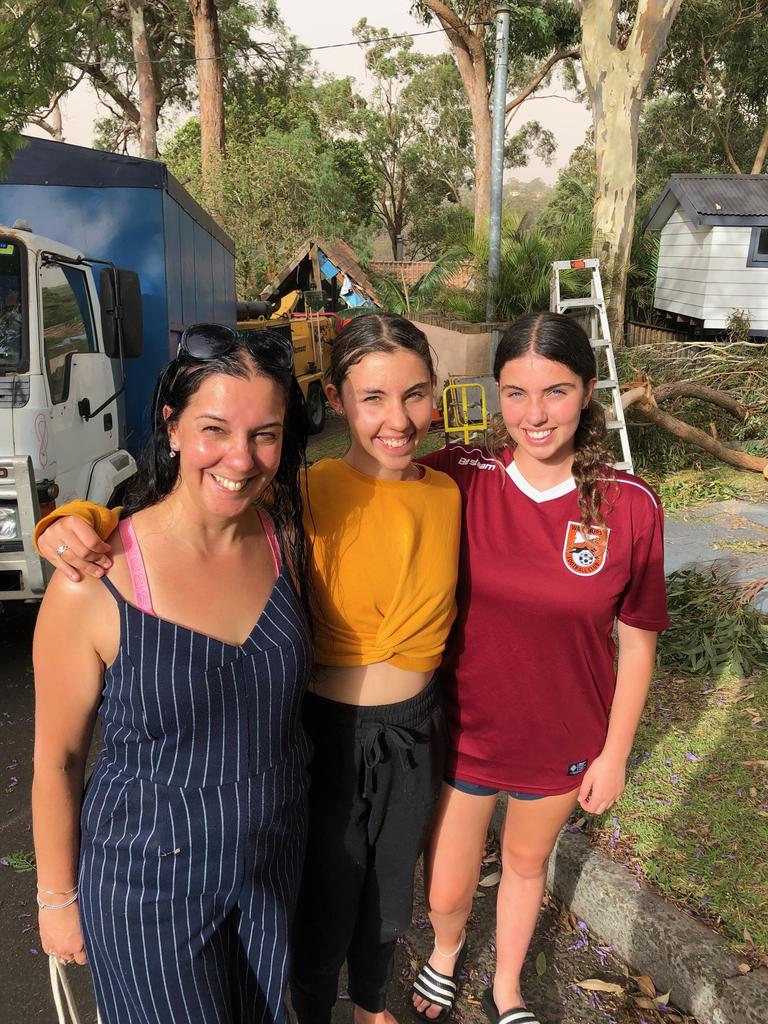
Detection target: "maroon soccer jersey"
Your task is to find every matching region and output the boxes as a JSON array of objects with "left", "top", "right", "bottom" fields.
[{"left": 418, "top": 445, "right": 670, "bottom": 794}]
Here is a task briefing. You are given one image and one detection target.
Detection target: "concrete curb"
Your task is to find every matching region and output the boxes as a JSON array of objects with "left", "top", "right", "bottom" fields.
[
  {"left": 547, "top": 830, "right": 768, "bottom": 1023},
  {"left": 491, "top": 800, "right": 768, "bottom": 1022}
]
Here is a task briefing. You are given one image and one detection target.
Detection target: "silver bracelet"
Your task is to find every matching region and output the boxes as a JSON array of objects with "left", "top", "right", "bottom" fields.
[
  {"left": 36, "top": 892, "right": 79, "bottom": 910},
  {"left": 37, "top": 884, "right": 78, "bottom": 896}
]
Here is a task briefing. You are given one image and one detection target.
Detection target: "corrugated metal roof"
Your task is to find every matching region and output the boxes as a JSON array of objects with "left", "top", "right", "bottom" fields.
[
  {"left": 675, "top": 174, "right": 768, "bottom": 217},
  {"left": 644, "top": 174, "right": 768, "bottom": 230}
]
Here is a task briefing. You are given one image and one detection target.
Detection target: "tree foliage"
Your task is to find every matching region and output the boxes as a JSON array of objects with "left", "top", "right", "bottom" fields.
[
  {"left": 0, "top": 0, "right": 86, "bottom": 167},
  {"left": 164, "top": 79, "right": 375, "bottom": 297},
  {"left": 410, "top": 0, "right": 580, "bottom": 229},
  {"left": 322, "top": 21, "right": 475, "bottom": 259},
  {"left": 650, "top": 0, "right": 768, "bottom": 175}
]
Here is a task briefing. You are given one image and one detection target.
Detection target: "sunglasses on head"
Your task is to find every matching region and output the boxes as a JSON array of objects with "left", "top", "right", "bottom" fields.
[{"left": 178, "top": 322, "right": 294, "bottom": 370}]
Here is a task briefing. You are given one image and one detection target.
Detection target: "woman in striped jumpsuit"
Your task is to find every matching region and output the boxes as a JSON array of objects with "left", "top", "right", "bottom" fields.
[{"left": 32, "top": 328, "right": 312, "bottom": 1023}]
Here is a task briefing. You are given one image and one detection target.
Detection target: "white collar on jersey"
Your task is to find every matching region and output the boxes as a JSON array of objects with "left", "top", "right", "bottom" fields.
[{"left": 505, "top": 459, "right": 576, "bottom": 503}]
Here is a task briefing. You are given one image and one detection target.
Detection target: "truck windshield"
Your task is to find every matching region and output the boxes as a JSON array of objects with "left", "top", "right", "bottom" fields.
[{"left": 0, "top": 239, "right": 24, "bottom": 373}]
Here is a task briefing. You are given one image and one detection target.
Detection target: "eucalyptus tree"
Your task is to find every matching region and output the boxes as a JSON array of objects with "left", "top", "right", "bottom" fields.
[
  {"left": 572, "top": 0, "right": 682, "bottom": 345},
  {"left": 411, "top": 0, "right": 581, "bottom": 231}
]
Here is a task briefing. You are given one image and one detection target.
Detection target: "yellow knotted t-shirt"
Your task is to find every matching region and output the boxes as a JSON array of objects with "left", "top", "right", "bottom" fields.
[{"left": 304, "top": 459, "right": 460, "bottom": 671}]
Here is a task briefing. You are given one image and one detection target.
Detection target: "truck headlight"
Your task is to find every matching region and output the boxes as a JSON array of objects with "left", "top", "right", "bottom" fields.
[{"left": 0, "top": 503, "right": 21, "bottom": 542}]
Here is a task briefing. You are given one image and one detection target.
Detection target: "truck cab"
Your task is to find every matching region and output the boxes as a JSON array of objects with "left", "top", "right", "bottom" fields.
[{"left": 0, "top": 225, "right": 139, "bottom": 600}]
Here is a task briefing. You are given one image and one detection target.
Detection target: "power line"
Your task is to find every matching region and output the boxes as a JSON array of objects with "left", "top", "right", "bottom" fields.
[{"left": 96, "top": 24, "right": 489, "bottom": 68}]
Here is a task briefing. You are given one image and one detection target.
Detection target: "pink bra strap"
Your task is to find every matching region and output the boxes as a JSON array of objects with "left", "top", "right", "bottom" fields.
[
  {"left": 119, "top": 517, "right": 156, "bottom": 616},
  {"left": 257, "top": 509, "right": 282, "bottom": 576}
]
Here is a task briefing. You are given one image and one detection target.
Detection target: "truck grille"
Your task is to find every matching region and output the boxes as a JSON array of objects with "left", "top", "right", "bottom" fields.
[{"left": 0, "top": 377, "right": 30, "bottom": 408}]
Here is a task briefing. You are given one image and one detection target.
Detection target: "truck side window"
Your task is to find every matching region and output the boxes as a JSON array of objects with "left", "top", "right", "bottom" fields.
[{"left": 41, "top": 264, "right": 97, "bottom": 404}]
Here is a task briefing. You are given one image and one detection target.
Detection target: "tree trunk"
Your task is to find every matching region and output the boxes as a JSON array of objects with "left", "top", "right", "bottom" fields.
[
  {"left": 189, "top": 0, "right": 225, "bottom": 201},
  {"left": 575, "top": 0, "right": 682, "bottom": 346},
  {"left": 591, "top": 87, "right": 642, "bottom": 346},
  {"left": 468, "top": 77, "right": 491, "bottom": 232},
  {"left": 751, "top": 114, "right": 768, "bottom": 175},
  {"left": 417, "top": 2, "right": 491, "bottom": 234},
  {"left": 49, "top": 94, "right": 64, "bottom": 141},
  {"left": 126, "top": 0, "right": 157, "bottom": 159}
]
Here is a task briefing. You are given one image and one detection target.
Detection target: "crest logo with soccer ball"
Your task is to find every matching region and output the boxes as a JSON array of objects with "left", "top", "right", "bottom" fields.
[{"left": 562, "top": 522, "right": 610, "bottom": 577}]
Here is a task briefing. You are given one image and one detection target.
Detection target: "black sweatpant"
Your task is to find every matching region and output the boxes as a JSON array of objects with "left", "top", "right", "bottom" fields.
[{"left": 290, "top": 675, "right": 446, "bottom": 1022}]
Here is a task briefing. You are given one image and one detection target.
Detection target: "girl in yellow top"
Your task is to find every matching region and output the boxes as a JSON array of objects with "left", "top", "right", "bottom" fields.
[{"left": 36, "top": 313, "right": 462, "bottom": 1024}]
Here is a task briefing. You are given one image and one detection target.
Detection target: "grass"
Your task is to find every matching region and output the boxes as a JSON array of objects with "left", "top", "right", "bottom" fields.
[
  {"left": 588, "top": 668, "right": 768, "bottom": 956},
  {"left": 643, "top": 467, "right": 756, "bottom": 513},
  {"left": 0, "top": 851, "right": 36, "bottom": 872},
  {"left": 713, "top": 539, "right": 768, "bottom": 553}
]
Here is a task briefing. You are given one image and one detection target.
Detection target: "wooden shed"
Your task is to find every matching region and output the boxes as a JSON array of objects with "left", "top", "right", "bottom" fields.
[{"left": 644, "top": 174, "right": 768, "bottom": 337}]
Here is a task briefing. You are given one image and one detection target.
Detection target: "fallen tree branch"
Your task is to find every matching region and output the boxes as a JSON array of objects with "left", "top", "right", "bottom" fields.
[
  {"left": 623, "top": 398, "right": 768, "bottom": 477},
  {"left": 651, "top": 382, "right": 750, "bottom": 422}
]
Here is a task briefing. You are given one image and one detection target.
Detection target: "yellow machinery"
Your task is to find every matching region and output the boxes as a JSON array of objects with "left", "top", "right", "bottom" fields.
[
  {"left": 441, "top": 380, "right": 489, "bottom": 445},
  {"left": 237, "top": 307, "right": 339, "bottom": 434}
]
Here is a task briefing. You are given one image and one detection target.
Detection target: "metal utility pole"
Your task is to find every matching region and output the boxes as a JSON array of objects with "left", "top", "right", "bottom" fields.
[{"left": 486, "top": 4, "right": 511, "bottom": 325}]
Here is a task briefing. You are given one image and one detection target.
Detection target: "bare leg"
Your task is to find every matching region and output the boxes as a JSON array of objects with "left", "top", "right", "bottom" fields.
[
  {"left": 354, "top": 1010, "right": 399, "bottom": 1024},
  {"left": 492, "top": 789, "right": 579, "bottom": 1011},
  {"left": 412, "top": 784, "right": 497, "bottom": 1019}
]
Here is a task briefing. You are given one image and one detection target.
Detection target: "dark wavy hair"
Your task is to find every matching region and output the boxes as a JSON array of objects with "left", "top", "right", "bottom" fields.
[
  {"left": 489, "top": 311, "right": 614, "bottom": 527},
  {"left": 120, "top": 332, "right": 311, "bottom": 617},
  {"left": 326, "top": 312, "right": 435, "bottom": 392}
]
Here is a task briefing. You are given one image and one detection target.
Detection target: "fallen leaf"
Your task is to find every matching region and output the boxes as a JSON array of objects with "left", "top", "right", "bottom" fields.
[
  {"left": 478, "top": 870, "right": 501, "bottom": 887},
  {"left": 744, "top": 927, "right": 754, "bottom": 947},
  {"left": 738, "top": 963, "right": 751, "bottom": 974},
  {"left": 656, "top": 990, "right": 671, "bottom": 1005},
  {"left": 633, "top": 975, "right": 656, "bottom": 998},
  {"left": 575, "top": 979, "right": 624, "bottom": 994},
  {"left": 634, "top": 996, "right": 657, "bottom": 1009},
  {"left": 535, "top": 951, "right": 547, "bottom": 976}
]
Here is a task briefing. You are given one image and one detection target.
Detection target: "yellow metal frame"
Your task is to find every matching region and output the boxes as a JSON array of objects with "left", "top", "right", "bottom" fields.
[{"left": 441, "top": 382, "right": 488, "bottom": 445}]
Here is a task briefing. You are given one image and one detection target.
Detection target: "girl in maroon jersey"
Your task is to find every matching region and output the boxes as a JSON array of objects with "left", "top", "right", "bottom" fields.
[{"left": 411, "top": 312, "right": 668, "bottom": 1024}]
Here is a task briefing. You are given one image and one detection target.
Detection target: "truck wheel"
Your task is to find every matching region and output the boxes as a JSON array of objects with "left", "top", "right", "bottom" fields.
[{"left": 305, "top": 383, "right": 326, "bottom": 435}]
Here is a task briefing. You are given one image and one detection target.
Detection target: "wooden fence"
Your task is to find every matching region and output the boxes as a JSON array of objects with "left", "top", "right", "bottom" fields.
[{"left": 625, "top": 321, "right": 693, "bottom": 347}]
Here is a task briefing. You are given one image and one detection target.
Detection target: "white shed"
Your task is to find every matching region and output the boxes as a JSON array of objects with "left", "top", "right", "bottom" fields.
[{"left": 644, "top": 174, "right": 768, "bottom": 337}]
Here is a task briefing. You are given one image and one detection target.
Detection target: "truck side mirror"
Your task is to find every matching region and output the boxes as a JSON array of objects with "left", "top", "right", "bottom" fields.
[{"left": 100, "top": 268, "right": 144, "bottom": 358}]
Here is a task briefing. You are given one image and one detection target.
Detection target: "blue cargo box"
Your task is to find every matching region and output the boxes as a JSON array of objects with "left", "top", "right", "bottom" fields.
[{"left": 0, "top": 137, "right": 236, "bottom": 450}]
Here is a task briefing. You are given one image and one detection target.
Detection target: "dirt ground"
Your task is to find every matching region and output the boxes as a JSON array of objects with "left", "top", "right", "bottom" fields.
[{"left": 0, "top": 601, "right": 695, "bottom": 1024}]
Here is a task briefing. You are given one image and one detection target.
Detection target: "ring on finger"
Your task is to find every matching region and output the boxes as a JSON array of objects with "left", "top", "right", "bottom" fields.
[{"left": 55, "top": 543, "right": 69, "bottom": 556}]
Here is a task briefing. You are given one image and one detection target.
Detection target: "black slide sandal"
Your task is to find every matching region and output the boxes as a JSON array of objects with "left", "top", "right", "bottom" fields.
[
  {"left": 411, "top": 940, "right": 468, "bottom": 1022},
  {"left": 481, "top": 986, "right": 542, "bottom": 1024}
]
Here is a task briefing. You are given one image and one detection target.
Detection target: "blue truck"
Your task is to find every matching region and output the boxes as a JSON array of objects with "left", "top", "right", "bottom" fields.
[{"left": 0, "top": 136, "right": 236, "bottom": 601}]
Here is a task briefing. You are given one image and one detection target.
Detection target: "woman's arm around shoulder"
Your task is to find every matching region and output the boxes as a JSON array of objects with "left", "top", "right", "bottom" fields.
[{"left": 35, "top": 500, "right": 120, "bottom": 583}]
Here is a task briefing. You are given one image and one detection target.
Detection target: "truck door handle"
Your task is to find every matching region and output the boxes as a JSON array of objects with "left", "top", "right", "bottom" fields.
[{"left": 103, "top": 413, "right": 113, "bottom": 431}]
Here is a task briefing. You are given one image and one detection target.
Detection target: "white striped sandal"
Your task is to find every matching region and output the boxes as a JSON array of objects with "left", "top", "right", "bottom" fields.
[
  {"left": 481, "top": 987, "right": 542, "bottom": 1024},
  {"left": 411, "top": 933, "right": 468, "bottom": 1022}
]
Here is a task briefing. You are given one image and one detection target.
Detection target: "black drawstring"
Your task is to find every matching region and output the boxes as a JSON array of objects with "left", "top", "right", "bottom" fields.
[{"left": 361, "top": 723, "right": 416, "bottom": 799}]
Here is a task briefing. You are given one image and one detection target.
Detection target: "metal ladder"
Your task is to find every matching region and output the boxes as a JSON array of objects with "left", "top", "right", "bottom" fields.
[{"left": 550, "top": 258, "right": 633, "bottom": 473}]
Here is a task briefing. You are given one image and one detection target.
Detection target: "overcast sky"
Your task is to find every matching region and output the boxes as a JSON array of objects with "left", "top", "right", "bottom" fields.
[{"left": 25, "top": 0, "right": 590, "bottom": 184}]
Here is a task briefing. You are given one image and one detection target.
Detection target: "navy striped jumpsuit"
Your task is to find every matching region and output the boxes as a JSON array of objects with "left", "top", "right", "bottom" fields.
[{"left": 78, "top": 515, "right": 311, "bottom": 1024}]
